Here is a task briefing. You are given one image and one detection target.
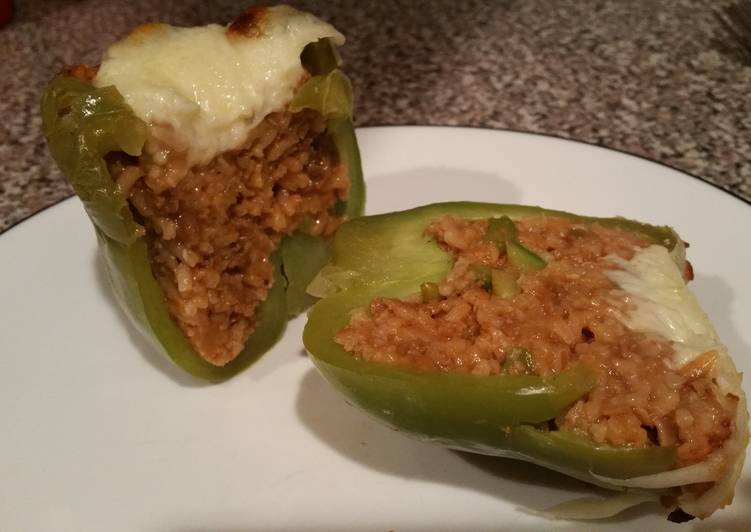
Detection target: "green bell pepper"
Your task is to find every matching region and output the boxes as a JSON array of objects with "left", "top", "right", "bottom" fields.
[
  {"left": 484, "top": 214, "right": 546, "bottom": 271},
  {"left": 304, "top": 202, "right": 683, "bottom": 484},
  {"left": 41, "top": 38, "right": 364, "bottom": 381},
  {"left": 507, "top": 240, "right": 547, "bottom": 271},
  {"left": 491, "top": 269, "right": 521, "bottom": 298}
]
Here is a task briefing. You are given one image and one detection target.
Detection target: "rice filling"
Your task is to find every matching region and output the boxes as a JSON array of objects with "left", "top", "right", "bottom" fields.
[{"left": 110, "top": 108, "right": 348, "bottom": 365}]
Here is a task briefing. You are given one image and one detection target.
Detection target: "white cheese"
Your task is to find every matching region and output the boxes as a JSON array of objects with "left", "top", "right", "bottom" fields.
[
  {"left": 603, "top": 245, "right": 748, "bottom": 517},
  {"left": 606, "top": 245, "right": 722, "bottom": 369},
  {"left": 93, "top": 6, "right": 344, "bottom": 165}
]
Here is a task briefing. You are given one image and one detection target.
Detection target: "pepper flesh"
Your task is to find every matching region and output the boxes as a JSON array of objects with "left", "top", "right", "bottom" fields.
[
  {"left": 507, "top": 239, "right": 547, "bottom": 271},
  {"left": 41, "top": 38, "right": 364, "bottom": 381},
  {"left": 491, "top": 269, "right": 520, "bottom": 298},
  {"left": 303, "top": 202, "right": 683, "bottom": 484}
]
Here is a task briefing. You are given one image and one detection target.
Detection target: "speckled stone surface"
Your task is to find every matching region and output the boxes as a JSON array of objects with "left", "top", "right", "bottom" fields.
[{"left": 2, "top": 0, "right": 750, "bottom": 232}]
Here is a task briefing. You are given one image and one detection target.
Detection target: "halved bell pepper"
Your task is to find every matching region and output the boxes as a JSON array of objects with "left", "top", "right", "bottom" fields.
[
  {"left": 41, "top": 38, "right": 364, "bottom": 381},
  {"left": 303, "top": 202, "right": 683, "bottom": 485}
]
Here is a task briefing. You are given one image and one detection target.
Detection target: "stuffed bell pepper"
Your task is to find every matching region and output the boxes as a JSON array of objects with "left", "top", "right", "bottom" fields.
[
  {"left": 41, "top": 6, "right": 364, "bottom": 381},
  {"left": 303, "top": 202, "right": 748, "bottom": 520}
]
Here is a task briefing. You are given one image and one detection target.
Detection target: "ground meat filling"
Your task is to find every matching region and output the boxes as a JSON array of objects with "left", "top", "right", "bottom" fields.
[
  {"left": 335, "top": 215, "right": 734, "bottom": 466},
  {"left": 110, "top": 108, "right": 348, "bottom": 366}
]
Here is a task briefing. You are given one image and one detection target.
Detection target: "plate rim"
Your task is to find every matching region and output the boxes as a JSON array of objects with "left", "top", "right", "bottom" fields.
[{"left": 5, "top": 125, "right": 749, "bottom": 238}]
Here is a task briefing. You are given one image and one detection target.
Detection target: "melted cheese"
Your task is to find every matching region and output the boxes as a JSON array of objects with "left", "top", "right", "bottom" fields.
[
  {"left": 93, "top": 6, "right": 344, "bottom": 165},
  {"left": 606, "top": 245, "right": 722, "bottom": 369},
  {"left": 604, "top": 245, "right": 748, "bottom": 517}
]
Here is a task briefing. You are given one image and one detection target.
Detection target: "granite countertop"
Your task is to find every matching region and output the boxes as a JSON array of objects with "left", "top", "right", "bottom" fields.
[{"left": 1, "top": 0, "right": 750, "bottom": 232}]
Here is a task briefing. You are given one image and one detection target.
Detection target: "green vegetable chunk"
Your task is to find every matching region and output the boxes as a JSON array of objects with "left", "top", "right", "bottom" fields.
[
  {"left": 304, "top": 202, "right": 683, "bottom": 489},
  {"left": 507, "top": 240, "right": 547, "bottom": 271},
  {"left": 41, "top": 38, "right": 364, "bottom": 381},
  {"left": 420, "top": 282, "right": 441, "bottom": 303},
  {"left": 491, "top": 269, "right": 520, "bottom": 298},
  {"left": 485, "top": 215, "right": 517, "bottom": 252},
  {"left": 484, "top": 214, "right": 546, "bottom": 271}
]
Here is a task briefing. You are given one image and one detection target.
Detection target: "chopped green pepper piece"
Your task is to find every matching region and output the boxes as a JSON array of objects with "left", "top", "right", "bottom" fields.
[
  {"left": 485, "top": 215, "right": 517, "bottom": 252},
  {"left": 42, "top": 38, "right": 364, "bottom": 381},
  {"left": 304, "top": 202, "right": 683, "bottom": 488},
  {"left": 491, "top": 269, "right": 521, "bottom": 298},
  {"left": 420, "top": 282, "right": 441, "bottom": 303},
  {"left": 484, "top": 214, "right": 546, "bottom": 272},
  {"left": 507, "top": 240, "right": 547, "bottom": 272}
]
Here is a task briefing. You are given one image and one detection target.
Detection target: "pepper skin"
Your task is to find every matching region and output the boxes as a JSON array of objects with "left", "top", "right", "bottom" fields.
[{"left": 304, "top": 202, "right": 682, "bottom": 484}]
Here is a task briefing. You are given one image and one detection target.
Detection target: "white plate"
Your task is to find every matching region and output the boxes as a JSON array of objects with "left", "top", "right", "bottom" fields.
[{"left": 2, "top": 127, "right": 750, "bottom": 532}]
